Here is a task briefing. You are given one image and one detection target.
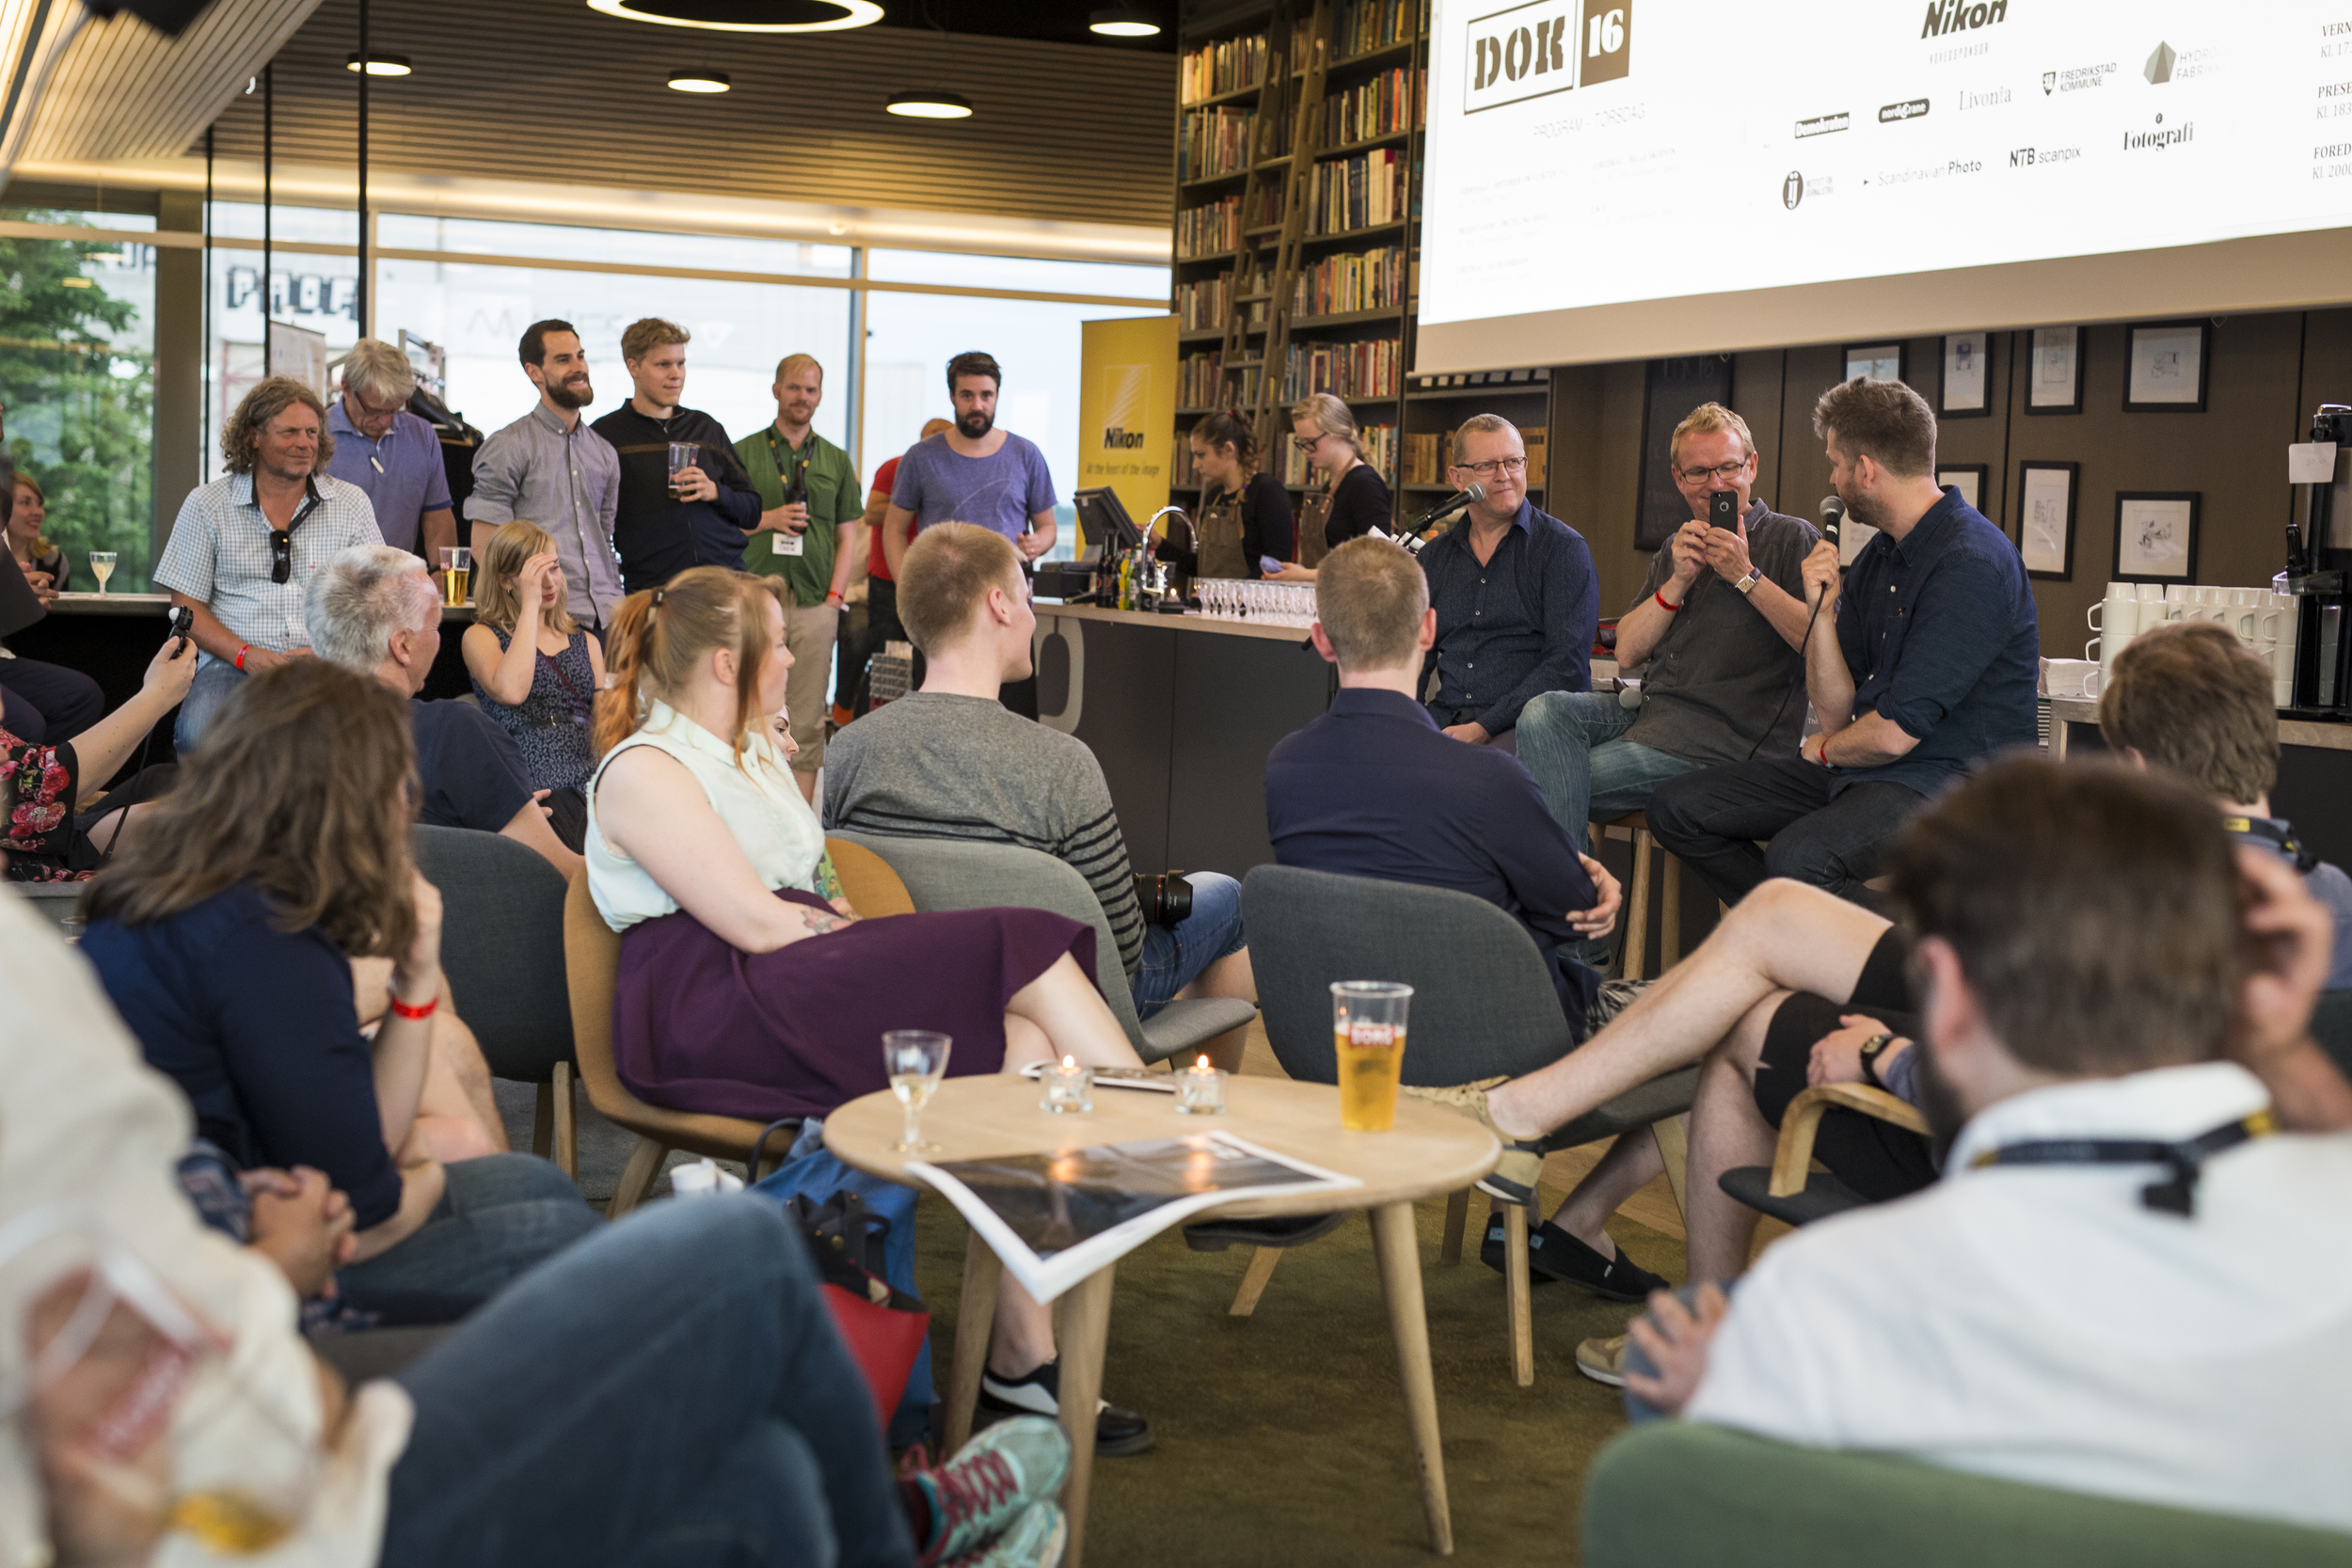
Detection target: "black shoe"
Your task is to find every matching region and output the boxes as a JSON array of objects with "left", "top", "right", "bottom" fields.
[
  {"left": 1526, "top": 1220, "right": 1668, "bottom": 1301},
  {"left": 1183, "top": 1212, "right": 1347, "bottom": 1252},
  {"left": 1478, "top": 1214, "right": 1557, "bottom": 1284},
  {"left": 978, "top": 1359, "right": 1155, "bottom": 1457}
]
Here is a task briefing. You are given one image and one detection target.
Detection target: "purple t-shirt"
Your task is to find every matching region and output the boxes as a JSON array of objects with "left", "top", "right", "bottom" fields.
[{"left": 888, "top": 431, "right": 1057, "bottom": 544}]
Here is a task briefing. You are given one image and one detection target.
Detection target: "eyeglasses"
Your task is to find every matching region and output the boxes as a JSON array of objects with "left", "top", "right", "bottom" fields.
[
  {"left": 350, "top": 394, "right": 405, "bottom": 420},
  {"left": 269, "top": 529, "right": 293, "bottom": 584},
  {"left": 1677, "top": 459, "right": 1750, "bottom": 484},
  {"left": 1456, "top": 456, "right": 1527, "bottom": 480},
  {"left": 1291, "top": 434, "right": 1326, "bottom": 453}
]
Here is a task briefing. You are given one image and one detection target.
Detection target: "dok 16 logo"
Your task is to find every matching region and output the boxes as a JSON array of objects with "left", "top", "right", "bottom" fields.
[{"left": 1463, "top": 0, "right": 1629, "bottom": 115}]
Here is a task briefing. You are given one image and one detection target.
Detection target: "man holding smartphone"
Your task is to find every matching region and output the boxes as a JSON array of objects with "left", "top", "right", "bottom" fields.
[{"left": 1515, "top": 403, "right": 1818, "bottom": 897}]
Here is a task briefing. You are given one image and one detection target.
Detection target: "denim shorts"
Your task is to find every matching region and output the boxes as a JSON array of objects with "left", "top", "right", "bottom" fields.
[{"left": 1131, "top": 869, "right": 1247, "bottom": 1020}]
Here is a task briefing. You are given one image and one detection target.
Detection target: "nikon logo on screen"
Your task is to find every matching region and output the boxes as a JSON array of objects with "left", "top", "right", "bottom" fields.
[
  {"left": 1920, "top": 0, "right": 2008, "bottom": 39},
  {"left": 1462, "top": 0, "right": 1627, "bottom": 115}
]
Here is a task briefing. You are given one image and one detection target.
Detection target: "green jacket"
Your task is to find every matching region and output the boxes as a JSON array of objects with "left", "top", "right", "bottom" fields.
[{"left": 733, "top": 424, "right": 864, "bottom": 606}]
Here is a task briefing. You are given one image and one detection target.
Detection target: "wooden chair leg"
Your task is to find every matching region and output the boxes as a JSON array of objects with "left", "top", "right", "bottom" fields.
[
  {"left": 946, "top": 1230, "right": 1004, "bottom": 1452},
  {"left": 607, "top": 1135, "right": 669, "bottom": 1219},
  {"left": 1660, "top": 853, "right": 1683, "bottom": 972},
  {"left": 1651, "top": 1113, "right": 1691, "bottom": 1223},
  {"left": 1439, "top": 1189, "right": 1470, "bottom": 1264},
  {"left": 1228, "top": 1246, "right": 1283, "bottom": 1317},
  {"left": 1622, "top": 831, "right": 1655, "bottom": 981},
  {"left": 550, "top": 1061, "right": 577, "bottom": 1181},
  {"left": 1503, "top": 1202, "right": 1534, "bottom": 1387},
  {"left": 531, "top": 1081, "right": 554, "bottom": 1161}
]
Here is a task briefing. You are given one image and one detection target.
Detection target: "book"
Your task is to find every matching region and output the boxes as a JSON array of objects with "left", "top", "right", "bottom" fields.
[{"left": 905, "top": 1132, "right": 1361, "bottom": 1303}]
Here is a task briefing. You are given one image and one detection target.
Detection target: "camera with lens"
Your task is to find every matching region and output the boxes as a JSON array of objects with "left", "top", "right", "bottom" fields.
[{"left": 1134, "top": 870, "right": 1194, "bottom": 927}]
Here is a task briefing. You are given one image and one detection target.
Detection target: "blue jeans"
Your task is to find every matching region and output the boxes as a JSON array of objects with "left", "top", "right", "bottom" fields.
[
  {"left": 1516, "top": 690, "right": 1708, "bottom": 856},
  {"left": 172, "top": 657, "right": 247, "bottom": 752},
  {"left": 1132, "top": 869, "right": 1247, "bottom": 1019},
  {"left": 337, "top": 1152, "right": 600, "bottom": 1300},
  {"left": 386, "top": 1196, "right": 914, "bottom": 1568}
]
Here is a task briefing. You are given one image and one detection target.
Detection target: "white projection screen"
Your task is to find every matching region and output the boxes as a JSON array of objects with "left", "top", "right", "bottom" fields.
[{"left": 1416, "top": 0, "right": 2352, "bottom": 372}]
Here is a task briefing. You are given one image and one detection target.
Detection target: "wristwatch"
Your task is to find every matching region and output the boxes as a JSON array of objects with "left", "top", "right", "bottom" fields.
[
  {"left": 1733, "top": 568, "right": 1761, "bottom": 595},
  {"left": 1858, "top": 1033, "right": 1896, "bottom": 1088}
]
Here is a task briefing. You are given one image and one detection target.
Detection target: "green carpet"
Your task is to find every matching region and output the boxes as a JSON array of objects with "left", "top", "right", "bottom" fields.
[{"left": 911, "top": 1188, "right": 1687, "bottom": 1567}]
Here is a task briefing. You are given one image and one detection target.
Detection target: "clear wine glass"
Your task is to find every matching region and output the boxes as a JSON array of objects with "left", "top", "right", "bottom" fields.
[
  {"left": 882, "top": 1030, "right": 951, "bottom": 1153},
  {"left": 87, "top": 551, "right": 116, "bottom": 594}
]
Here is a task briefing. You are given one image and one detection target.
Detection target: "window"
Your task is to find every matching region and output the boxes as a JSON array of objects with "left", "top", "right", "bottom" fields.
[{"left": 204, "top": 204, "right": 359, "bottom": 483}]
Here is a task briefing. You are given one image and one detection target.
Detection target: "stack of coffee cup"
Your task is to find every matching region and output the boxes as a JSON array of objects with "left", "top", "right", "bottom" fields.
[
  {"left": 2086, "top": 582, "right": 2169, "bottom": 687},
  {"left": 2089, "top": 582, "right": 2297, "bottom": 707}
]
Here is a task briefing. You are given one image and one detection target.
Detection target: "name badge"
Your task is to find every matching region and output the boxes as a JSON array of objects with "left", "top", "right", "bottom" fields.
[{"left": 771, "top": 531, "right": 805, "bottom": 557}]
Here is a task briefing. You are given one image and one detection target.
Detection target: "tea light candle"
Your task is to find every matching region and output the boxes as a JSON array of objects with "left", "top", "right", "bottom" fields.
[
  {"left": 1176, "top": 1054, "right": 1227, "bottom": 1116},
  {"left": 1041, "top": 1054, "right": 1094, "bottom": 1114}
]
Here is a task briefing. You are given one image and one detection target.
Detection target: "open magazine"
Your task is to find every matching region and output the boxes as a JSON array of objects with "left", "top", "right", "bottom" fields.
[{"left": 904, "top": 1132, "right": 1361, "bottom": 1303}]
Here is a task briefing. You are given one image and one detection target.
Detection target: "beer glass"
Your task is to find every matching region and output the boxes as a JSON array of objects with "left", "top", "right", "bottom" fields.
[
  {"left": 438, "top": 546, "right": 471, "bottom": 606},
  {"left": 87, "top": 551, "right": 117, "bottom": 594},
  {"left": 1332, "top": 981, "right": 1411, "bottom": 1132},
  {"left": 667, "top": 442, "right": 697, "bottom": 499}
]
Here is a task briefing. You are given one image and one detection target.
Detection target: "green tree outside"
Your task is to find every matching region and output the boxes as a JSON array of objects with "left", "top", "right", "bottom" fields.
[{"left": 0, "top": 213, "right": 154, "bottom": 592}]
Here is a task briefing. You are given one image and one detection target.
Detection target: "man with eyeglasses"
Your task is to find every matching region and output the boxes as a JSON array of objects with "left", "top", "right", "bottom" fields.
[
  {"left": 1515, "top": 403, "right": 1819, "bottom": 922},
  {"left": 325, "top": 338, "right": 456, "bottom": 562},
  {"left": 1413, "top": 413, "right": 1597, "bottom": 752},
  {"left": 156, "top": 376, "right": 385, "bottom": 751}
]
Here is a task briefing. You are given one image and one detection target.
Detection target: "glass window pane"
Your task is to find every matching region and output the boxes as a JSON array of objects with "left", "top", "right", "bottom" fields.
[
  {"left": 377, "top": 214, "right": 851, "bottom": 279},
  {"left": 205, "top": 245, "right": 360, "bottom": 483},
  {"left": 373, "top": 257, "right": 852, "bottom": 460},
  {"left": 0, "top": 208, "right": 156, "bottom": 233},
  {"left": 866, "top": 248, "right": 1168, "bottom": 302},
  {"left": 0, "top": 220, "right": 157, "bottom": 589},
  {"left": 204, "top": 201, "right": 358, "bottom": 246}
]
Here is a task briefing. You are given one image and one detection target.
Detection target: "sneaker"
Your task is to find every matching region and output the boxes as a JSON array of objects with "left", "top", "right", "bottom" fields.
[
  {"left": 1400, "top": 1080, "right": 1546, "bottom": 1204},
  {"left": 914, "top": 1417, "right": 1070, "bottom": 1565},
  {"left": 1575, "top": 1333, "right": 1629, "bottom": 1387},
  {"left": 1525, "top": 1220, "right": 1668, "bottom": 1301},
  {"left": 943, "top": 1501, "right": 1067, "bottom": 1568},
  {"left": 978, "top": 1359, "right": 1155, "bottom": 1457},
  {"left": 1477, "top": 1214, "right": 1556, "bottom": 1284}
]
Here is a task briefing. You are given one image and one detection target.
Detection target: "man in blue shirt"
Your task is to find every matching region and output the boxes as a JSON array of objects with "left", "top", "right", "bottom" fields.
[
  {"left": 1415, "top": 414, "right": 1598, "bottom": 753},
  {"left": 1265, "top": 536, "right": 1673, "bottom": 1300},
  {"left": 325, "top": 338, "right": 456, "bottom": 562},
  {"left": 1648, "top": 378, "right": 2039, "bottom": 909}
]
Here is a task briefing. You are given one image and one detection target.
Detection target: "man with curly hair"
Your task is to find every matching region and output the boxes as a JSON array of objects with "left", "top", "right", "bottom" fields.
[{"left": 156, "top": 376, "right": 383, "bottom": 750}]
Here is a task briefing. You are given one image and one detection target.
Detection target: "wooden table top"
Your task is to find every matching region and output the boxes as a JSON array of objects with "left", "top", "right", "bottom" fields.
[{"left": 826, "top": 1072, "right": 1500, "bottom": 1220}]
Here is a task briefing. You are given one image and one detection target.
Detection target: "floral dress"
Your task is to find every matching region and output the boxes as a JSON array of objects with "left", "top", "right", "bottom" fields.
[
  {"left": 469, "top": 626, "right": 597, "bottom": 793},
  {"left": 3, "top": 727, "right": 87, "bottom": 880}
]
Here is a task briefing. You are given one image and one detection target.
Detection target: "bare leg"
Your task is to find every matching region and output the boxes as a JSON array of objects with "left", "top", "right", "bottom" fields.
[
  {"left": 1683, "top": 991, "right": 1787, "bottom": 1286},
  {"left": 1000, "top": 1012, "right": 1055, "bottom": 1071},
  {"left": 989, "top": 1273, "right": 1058, "bottom": 1379},
  {"left": 1485, "top": 879, "right": 1889, "bottom": 1140},
  {"left": 1171, "top": 947, "right": 1256, "bottom": 1073},
  {"left": 1545, "top": 1132, "right": 1665, "bottom": 1261},
  {"left": 1008, "top": 952, "right": 1146, "bottom": 1070}
]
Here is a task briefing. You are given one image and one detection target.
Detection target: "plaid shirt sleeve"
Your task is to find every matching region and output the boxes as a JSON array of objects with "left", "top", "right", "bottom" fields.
[{"left": 152, "top": 487, "right": 220, "bottom": 603}]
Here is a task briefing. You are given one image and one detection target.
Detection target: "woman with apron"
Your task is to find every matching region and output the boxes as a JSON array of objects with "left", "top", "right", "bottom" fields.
[
  {"left": 1187, "top": 409, "right": 1295, "bottom": 580},
  {"left": 1282, "top": 391, "right": 1392, "bottom": 577}
]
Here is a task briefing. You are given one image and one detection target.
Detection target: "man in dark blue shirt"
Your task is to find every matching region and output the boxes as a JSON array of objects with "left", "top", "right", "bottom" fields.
[
  {"left": 1265, "top": 536, "right": 1672, "bottom": 1300},
  {"left": 1416, "top": 414, "right": 1598, "bottom": 752},
  {"left": 1648, "top": 378, "right": 2040, "bottom": 909}
]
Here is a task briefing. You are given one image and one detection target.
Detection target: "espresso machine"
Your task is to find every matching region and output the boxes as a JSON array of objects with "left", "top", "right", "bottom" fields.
[{"left": 2286, "top": 404, "right": 2352, "bottom": 713}]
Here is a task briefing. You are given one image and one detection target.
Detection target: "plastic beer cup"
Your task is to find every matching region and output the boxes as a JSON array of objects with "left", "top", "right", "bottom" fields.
[{"left": 1333, "top": 981, "right": 1411, "bottom": 1132}]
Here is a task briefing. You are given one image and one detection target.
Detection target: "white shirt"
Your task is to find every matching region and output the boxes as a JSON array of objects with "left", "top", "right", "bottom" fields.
[
  {"left": 152, "top": 472, "right": 384, "bottom": 661},
  {"left": 1689, "top": 1061, "right": 2352, "bottom": 1532},
  {"left": 0, "top": 887, "right": 412, "bottom": 1568},
  {"left": 586, "top": 699, "right": 824, "bottom": 932}
]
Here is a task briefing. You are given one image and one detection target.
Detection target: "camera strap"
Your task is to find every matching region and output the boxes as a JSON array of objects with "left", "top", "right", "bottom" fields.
[
  {"left": 2219, "top": 815, "right": 2320, "bottom": 874},
  {"left": 1966, "top": 1109, "right": 2275, "bottom": 1216}
]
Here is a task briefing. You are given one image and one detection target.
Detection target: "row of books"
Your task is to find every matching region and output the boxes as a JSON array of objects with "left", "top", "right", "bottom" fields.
[
  {"left": 1180, "top": 352, "right": 1225, "bottom": 410},
  {"left": 1280, "top": 336, "right": 1402, "bottom": 402},
  {"left": 1331, "top": 0, "right": 1426, "bottom": 57},
  {"left": 1304, "top": 149, "right": 1408, "bottom": 236},
  {"left": 1289, "top": 245, "right": 1406, "bottom": 318},
  {"left": 1180, "top": 34, "right": 1270, "bottom": 104},
  {"left": 1325, "top": 68, "right": 1424, "bottom": 146},
  {"left": 1176, "top": 197, "right": 1242, "bottom": 259},
  {"left": 1278, "top": 422, "right": 1398, "bottom": 486},
  {"left": 1243, "top": 182, "right": 1286, "bottom": 232},
  {"left": 1401, "top": 427, "right": 1548, "bottom": 486},
  {"left": 1176, "top": 272, "right": 1231, "bottom": 332},
  {"left": 1179, "top": 106, "right": 1258, "bottom": 182}
]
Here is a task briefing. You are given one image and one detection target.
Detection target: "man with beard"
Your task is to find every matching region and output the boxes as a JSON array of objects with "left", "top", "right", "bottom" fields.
[
  {"left": 467, "top": 319, "right": 625, "bottom": 636},
  {"left": 592, "top": 318, "right": 761, "bottom": 592},
  {"left": 1646, "top": 377, "right": 2038, "bottom": 910},
  {"left": 881, "top": 351, "right": 1057, "bottom": 717}
]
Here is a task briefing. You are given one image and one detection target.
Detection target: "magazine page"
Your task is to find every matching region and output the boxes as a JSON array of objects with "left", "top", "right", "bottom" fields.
[{"left": 904, "top": 1132, "right": 1361, "bottom": 1303}]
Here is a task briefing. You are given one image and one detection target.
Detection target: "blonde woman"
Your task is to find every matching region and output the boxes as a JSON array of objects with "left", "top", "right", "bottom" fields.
[
  {"left": 462, "top": 519, "right": 606, "bottom": 797},
  {"left": 1287, "top": 390, "right": 1391, "bottom": 573},
  {"left": 7, "top": 470, "right": 66, "bottom": 594}
]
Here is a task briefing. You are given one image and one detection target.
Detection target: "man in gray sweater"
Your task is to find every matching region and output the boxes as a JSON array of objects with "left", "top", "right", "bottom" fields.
[{"left": 823, "top": 523, "right": 1257, "bottom": 1069}]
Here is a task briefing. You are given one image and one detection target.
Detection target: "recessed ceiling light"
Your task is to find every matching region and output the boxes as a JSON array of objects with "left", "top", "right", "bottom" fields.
[
  {"left": 667, "top": 69, "right": 731, "bottom": 91},
  {"left": 587, "top": 0, "right": 882, "bottom": 33},
  {"left": 343, "top": 52, "right": 413, "bottom": 75},
  {"left": 885, "top": 89, "right": 972, "bottom": 119},
  {"left": 1089, "top": 8, "right": 1159, "bottom": 36}
]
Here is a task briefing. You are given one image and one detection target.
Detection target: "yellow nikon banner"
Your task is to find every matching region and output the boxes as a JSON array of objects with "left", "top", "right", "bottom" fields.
[{"left": 1076, "top": 315, "right": 1178, "bottom": 545}]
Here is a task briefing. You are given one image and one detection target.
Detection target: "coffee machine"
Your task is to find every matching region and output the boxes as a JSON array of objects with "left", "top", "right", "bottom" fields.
[{"left": 2286, "top": 404, "right": 2352, "bottom": 712}]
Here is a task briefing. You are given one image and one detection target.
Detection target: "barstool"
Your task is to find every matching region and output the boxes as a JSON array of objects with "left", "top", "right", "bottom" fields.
[{"left": 1593, "top": 811, "right": 1683, "bottom": 980}]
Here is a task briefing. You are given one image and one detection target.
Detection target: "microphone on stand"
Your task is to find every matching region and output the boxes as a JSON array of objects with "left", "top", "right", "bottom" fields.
[{"left": 1409, "top": 481, "right": 1486, "bottom": 533}]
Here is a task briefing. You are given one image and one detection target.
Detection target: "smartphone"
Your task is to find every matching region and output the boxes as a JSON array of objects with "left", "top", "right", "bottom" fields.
[{"left": 1709, "top": 490, "right": 1740, "bottom": 530}]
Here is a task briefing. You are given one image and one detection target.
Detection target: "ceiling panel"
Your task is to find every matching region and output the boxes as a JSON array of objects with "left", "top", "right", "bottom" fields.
[{"left": 19, "top": 0, "right": 322, "bottom": 166}]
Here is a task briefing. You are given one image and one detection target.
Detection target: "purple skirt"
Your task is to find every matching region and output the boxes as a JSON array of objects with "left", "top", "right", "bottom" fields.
[{"left": 612, "top": 889, "right": 1097, "bottom": 1121}]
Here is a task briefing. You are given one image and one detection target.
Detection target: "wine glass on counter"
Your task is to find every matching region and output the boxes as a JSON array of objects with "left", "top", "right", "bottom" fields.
[{"left": 87, "top": 550, "right": 116, "bottom": 594}]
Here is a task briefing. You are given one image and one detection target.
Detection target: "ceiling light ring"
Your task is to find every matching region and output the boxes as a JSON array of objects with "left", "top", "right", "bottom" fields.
[{"left": 586, "top": 0, "right": 882, "bottom": 33}]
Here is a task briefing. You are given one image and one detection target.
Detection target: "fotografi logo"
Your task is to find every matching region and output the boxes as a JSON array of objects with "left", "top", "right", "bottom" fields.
[
  {"left": 2144, "top": 40, "right": 2175, "bottom": 84},
  {"left": 1098, "top": 364, "right": 1150, "bottom": 451},
  {"left": 1462, "top": 0, "right": 1626, "bottom": 114},
  {"left": 1920, "top": 0, "right": 2008, "bottom": 39}
]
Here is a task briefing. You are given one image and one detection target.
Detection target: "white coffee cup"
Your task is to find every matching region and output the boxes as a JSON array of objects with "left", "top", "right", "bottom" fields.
[
  {"left": 2239, "top": 606, "right": 2282, "bottom": 641},
  {"left": 2089, "top": 597, "right": 2139, "bottom": 637}
]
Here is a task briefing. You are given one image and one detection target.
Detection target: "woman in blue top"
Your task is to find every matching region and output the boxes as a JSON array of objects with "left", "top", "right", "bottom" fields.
[
  {"left": 78, "top": 659, "right": 596, "bottom": 1300},
  {"left": 462, "top": 519, "right": 606, "bottom": 796}
]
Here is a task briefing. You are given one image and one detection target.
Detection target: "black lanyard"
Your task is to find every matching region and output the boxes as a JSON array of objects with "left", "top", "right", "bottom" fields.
[
  {"left": 2221, "top": 816, "right": 2319, "bottom": 873},
  {"left": 1969, "top": 1110, "right": 2275, "bottom": 1215}
]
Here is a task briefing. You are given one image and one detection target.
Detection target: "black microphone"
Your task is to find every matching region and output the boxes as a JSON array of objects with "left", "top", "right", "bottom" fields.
[
  {"left": 1408, "top": 481, "right": 1486, "bottom": 533},
  {"left": 1819, "top": 495, "right": 1845, "bottom": 547}
]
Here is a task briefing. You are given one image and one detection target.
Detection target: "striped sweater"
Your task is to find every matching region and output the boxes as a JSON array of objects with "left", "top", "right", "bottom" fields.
[{"left": 821, "top": 693, "right": 1147, "bottom": 977}]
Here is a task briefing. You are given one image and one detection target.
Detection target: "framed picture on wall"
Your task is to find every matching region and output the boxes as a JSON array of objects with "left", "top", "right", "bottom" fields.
[
  {"left": 2124, "top": 321, "right": 2211, "bottom": 412},
  {"left": 1940, "top": 332, "right": 1991, "bottom": 416},
  {"left": 2113, "top": 491, "right": 2201, "bottom": 583},
  {"left": 1633, "top": 355, "right": 1736, "bottom": 550},
  {"left": 1844, "top": 341, "right": 1905, "bottom": 383},
  {"left": 1937, "top": 463, "right": 1988, "bottom": 513},
  {"left": 2015, "top": 462, "right": 2077, "bottom": 579},
  {"left": 2026, "top": 325, "right": 2084, "bottom": 415}
]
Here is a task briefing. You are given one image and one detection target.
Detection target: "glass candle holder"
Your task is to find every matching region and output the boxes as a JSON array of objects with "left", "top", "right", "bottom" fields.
[
  {"left": 1041, "top": 1055, "right": 1094, "bottom": 1114},
  {"left": 1176, "top": 1056, "right": 1227, "bottom": 1115}
]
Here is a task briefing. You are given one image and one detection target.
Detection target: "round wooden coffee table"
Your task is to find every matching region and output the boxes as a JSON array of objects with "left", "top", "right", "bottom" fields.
[{"left": 827, "top": 1072, "right": 1498, "bottom": 1565}]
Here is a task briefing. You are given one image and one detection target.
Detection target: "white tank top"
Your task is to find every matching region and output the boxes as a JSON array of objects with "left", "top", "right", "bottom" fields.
[{"left": 585, "top": 700, "right": 824, "bottom": 932}]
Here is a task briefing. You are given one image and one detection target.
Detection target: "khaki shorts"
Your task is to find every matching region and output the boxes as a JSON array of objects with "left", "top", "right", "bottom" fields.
[{"left": 780, "top": 599, "right": 838, "bottom": 773}]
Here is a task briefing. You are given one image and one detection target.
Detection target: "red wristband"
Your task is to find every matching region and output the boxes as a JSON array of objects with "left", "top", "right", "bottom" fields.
[
  {"left": 1655, "top": 591, "right": 1683, "bottom": 612},
  {"left": 389, "top": 993, "right": 438, "bottom": 1021},
  {"left": 234, "top": 644, "right": 249, "bottom": 671}
]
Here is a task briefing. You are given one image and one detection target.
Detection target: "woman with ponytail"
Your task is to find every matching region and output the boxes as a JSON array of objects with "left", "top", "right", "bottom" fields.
[{"left": 1187, "top": 408, "right": 1293, "bottom": 579}]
